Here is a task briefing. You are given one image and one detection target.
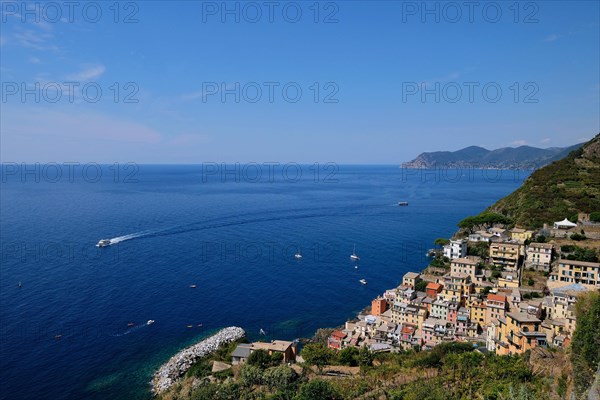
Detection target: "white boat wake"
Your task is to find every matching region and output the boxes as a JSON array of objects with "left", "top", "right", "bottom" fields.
[
  {"left": 110, "top": 320, "right": 155, "bottom": 337},
  {"left": 108, "top": 230, "right": 155, "bottom": 245}
]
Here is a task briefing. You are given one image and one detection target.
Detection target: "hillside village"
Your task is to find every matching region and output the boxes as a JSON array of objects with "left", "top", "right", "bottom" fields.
[{"left": 323, "top": 212, "right": 600, "bottom": 358}]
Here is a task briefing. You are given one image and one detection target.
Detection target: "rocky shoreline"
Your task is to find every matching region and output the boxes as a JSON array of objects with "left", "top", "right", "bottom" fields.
[{"left": 152, "top": 326, "right": 245, "bottom": 394}]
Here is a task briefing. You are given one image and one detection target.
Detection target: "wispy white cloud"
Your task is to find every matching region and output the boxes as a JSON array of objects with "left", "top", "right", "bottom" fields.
[
  {"left": 12, "top": 27, "right": 58, "bottom": 51},
  {"left": 66, "top": 65, "right": 106, "bottom": 81},
  {"left": 28, "top": 56, "right": 41, "bottom": 64},
  {"left": 540, "top": 138, "right": 551, "bottom": 144},
  {"left": 511, "top": 140, "right": 527, "bottom": 146}
]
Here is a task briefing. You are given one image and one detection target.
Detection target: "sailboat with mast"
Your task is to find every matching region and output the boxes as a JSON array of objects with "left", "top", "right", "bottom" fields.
[{"left": 350, "top": 244, "right": 360, "bottom": 261}]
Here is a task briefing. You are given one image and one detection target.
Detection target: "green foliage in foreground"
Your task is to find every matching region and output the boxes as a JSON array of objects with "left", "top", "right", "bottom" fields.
[
  {"left": 164, "top": 345, "right": 557, "bottom": 400},
  {"left": 571, "top": 291, "right": 600, "bottom": 396}
]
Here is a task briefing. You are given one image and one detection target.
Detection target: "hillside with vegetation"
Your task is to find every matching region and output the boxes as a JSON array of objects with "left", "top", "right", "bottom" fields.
[
  {"left": 403, "top": 143, "right": 583, "bottom": 169},
  {"left": 476, "top": 134, "right": 600, "bottom": 229},
  {"left": 157, "top": 339, "right": 588, "bottom": 400},
  {"left": 156, "top": 293, "right": 600, "bottom": 400}
]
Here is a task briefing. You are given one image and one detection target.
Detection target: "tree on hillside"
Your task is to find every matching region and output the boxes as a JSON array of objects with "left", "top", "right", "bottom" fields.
[
  {"left": 247, "top": 349, "right": 271, "bottom": 369},
  {"left": 301, "top": 343, "right": 333, "bottom": 374},
  {"left": 434, "top": 238, "right": 450, "bottom": 247},
  {"left": 571, "top": 291, "right": 600, "bottom": 396},
  {"left": 295, "top": 379, "right": 341, "bottom": 400},
  {"left": 458, "top": 213, "right": 513, "bottom": 233}
]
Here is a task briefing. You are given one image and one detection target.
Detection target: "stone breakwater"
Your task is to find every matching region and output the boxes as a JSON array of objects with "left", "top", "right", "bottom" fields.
[{"left": 152, "top": 326, "right": 245, "bottom": 394}]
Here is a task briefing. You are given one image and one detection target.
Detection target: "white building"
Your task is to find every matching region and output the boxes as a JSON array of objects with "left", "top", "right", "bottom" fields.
[
  {"left": 443, "top": 239, "right": 467, "bottom": 260},
  {"left": 525, "top": 243, "right": 553, "bottom": 271}
]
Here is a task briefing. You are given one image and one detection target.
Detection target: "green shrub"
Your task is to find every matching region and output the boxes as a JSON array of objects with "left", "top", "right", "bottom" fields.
[
  {"left": 294, "top": 379, "right": 341, "bottom": 400},
  {"left": 247, "top": 349, "right": 271, "bottom": 369},
  {"left": 337, "top": 346, "right": 359, "bottom": 366},
  {"left": 239, "top": 364, "right": 263, "bottom": 387},
  {"left": 570, "top": 233, "right": 587, "bottom": 241},
  {"left": 262, "top": 365, "right": 298, "bottom": 391}
]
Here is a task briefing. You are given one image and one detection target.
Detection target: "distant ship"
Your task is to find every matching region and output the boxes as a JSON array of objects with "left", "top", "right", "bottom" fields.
[
  {"left": 146, "top": 320, "right": 155, "bottom": 325},
  {"left": 96, "top": 239, "right": 111, "bottom": 248},
  {"left": 350, "top": 244, "right": 360, "bottom": 261},
  {"left": 359, "top": 279, "right": 368, "bottom": 285},
  {"left": 398, "top": 201, "right": 409, "bottom": 206},
  {"left": 294, "top": 249, "right": 302, "bottom": 259}
]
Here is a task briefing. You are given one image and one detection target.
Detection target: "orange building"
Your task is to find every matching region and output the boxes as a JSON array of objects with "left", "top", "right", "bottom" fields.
[
  {"left": 371, "top": 297, "right": 387, "bottom": 316},
  {"left": 426, "top": 282, "right": 443, "bottom": 299},
  {"left": 327, "top": 330, "right": 347, "bottom": 351}
]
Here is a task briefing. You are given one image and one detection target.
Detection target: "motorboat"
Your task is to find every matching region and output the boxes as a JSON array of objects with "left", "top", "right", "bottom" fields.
[
  {"left": 294, "top": 249, "right": 302, "bottom": 259},
  {"left": 146, "top": 320, "right": 155, "bottom": 325},
  {"left": 96, "top": 239, "right": 111, "bottom": 248},
  {"left": 398, "top": 201, "right": 409, "bottom": 206},
  {"left": 127, "top": 322, "right": 135, "bottom": 327},
  {"left": 189, "top": 284, "right": 197, "bottom": 288},
  {"left": 359, "top": 279, "right": 367, "bottom": 285}
]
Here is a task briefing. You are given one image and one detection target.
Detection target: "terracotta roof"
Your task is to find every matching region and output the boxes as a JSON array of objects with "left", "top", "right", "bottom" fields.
[
  {"left": 426, "top": 282, "right": 442, "bottom": 291},
  {"left": 330, "top": 330, "right": 347, "bottom": 339},
  {"left": 487, "top": 294, "right": 506, "bottom": 303}
]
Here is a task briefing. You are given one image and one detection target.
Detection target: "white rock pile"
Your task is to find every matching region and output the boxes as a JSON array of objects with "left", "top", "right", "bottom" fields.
[{"left": 152, "top": 326, "right": 245, "bottom": 394}]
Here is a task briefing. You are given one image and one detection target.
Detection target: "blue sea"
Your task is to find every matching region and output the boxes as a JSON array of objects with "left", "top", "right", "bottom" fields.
[{"left": 0, "top": 164, "right": 530, "bottom": 399}]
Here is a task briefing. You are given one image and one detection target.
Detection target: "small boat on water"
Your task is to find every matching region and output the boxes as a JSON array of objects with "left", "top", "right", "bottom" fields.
[
  {"left": 146, "top": 320, "right": 155, "bottom": 325},
  {"left": 54, "top": 334, "right": 62, "bottom": 340},
  {"left": 96, "top": 239, "right": 111, "bottom": 248},
  {"left": 189, "top": 284, "right": 197, "bottom": 288},
  {"left": 259, "top": 328, "right": 267, "bottom": 335},
  {"left": 398, "top": 201, "right": 409, "bottom": 206},
  {"left": 350, "top": 244, "right": 360, "bottom": 261},
  {"left": 294, "top": 249, "right": 302, "bottom": 259},
  {"left": 18, "top": 281, "right": 22, "bottom": 288},
  {"left": 187, "top": 325, "right": 193, "bottom": 328},
  {"left": 127, "top": 322, "right": 135, "bottom": 327},
  {"left": 359, "top": 279, "right": 368, "bottom": 285}
]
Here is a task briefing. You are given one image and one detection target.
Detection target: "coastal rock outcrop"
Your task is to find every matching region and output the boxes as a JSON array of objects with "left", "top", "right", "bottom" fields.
[{"left": 152, "top": 326, "right": 245, "bottom": 394}]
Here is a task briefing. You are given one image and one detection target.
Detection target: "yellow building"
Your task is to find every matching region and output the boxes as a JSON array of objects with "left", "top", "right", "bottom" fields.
[
  {"left": 450, "top": 256, "right": 482, "bottom": 282},
  {"left": 442, "top": 273, "right": 472, "bottom": 304},
  {"left": 490, "top": 242, "right": 521, "bottom": 272},
  {"left": 402, "top": 272, "right": 420, "bottom": 288},
  {"left": 494, "top": 312, "right": 547, "bottom": 355},
  {"left": 509, "top": 228, "right": 534, "bottom": 244},
  {"left": 548, "top": 259, "right": 600, "bottom": 290}
]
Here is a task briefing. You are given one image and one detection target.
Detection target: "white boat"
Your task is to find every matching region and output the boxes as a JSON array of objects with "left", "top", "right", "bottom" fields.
[
  {"left": 146, "top": 320, "right": 155, "bottom": 325},
  {"left": 350, "top": 244, "right": 360, "bottom": 261},
  {"left": 359, "top": 279, "right": 367, "bottom": 285},
  {"left": 294, "top": 249, "right": 302, "bottom": 259},
  {"left": 398, "top": 201, "right": 409, "bottom": 206},
  {"left": 96, "top": 239, "right": 111, "bottom": 248}
]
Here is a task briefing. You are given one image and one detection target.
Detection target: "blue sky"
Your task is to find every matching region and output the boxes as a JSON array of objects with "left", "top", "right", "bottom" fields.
[{"left": 1, "top": 1, "right": 598, "bottom": 163}]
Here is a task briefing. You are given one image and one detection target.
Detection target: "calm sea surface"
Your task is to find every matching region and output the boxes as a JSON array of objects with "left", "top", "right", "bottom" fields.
[{"left": 0, "top": 165, "right": 530, "bottom": 399}]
